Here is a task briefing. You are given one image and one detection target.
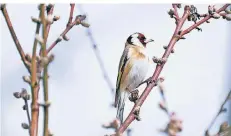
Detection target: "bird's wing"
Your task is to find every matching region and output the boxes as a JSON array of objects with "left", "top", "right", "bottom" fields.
[{"left": 114, "top": 47, "right": 130, "bottom": 107}]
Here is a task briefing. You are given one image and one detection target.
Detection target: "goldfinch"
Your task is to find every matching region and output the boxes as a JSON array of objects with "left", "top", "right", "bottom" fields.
[{"left": 114, "top": 32, "right": 154, "bottom": 123}]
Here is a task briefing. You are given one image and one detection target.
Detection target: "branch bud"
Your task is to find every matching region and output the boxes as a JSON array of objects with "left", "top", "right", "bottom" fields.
[
  {"left": 80, "top": 21, "right": 90, "bottom": 28},
  {"left": 53, "top": 15, "right": 60, "bottom": 21},
  {"left": 13, "top": 92, "right": 21, "bottom": 99},
  {"left": 25, "top": 53, "right": 32, "bottom": 62},
  {"left": 40, "top": 56, "right": 49, "bottom": 67},
  {"left": 23, "top": 76, "right": 31, "bottom": 84},
  {"left": 46, "top": 4, "right": 54, "bottom": 12},
  {"left": 63, "top": 35, "right": 70, "bottom": 41},
  {"left": 21, "top": 88, "right": 30, "bottom": 100},
  {"left": 167, "top": 9, "right": 174, "bottom": 18},
  {"left": 208, "top": 5, "right": 215, "bottom": 15},
  {"left": 57, "top": 36, "right": 62, "bottom": 42},
  {"left": 176, "top": 4, "right": 181, "bottom": 8},
  {"left": 22, "top": 105, "right": 27, "bottom": 110},
  {"left": 21, "top": 123, "right": 29, "bottom": 129},
  {"left": 75, "top": 15, "right": 90, "bottom": 27},
  {"left": 212, "top": 13, "right": 220, "bottom": 19},
  {"left": 39, "top": 101, "right": 51, "bottom": 107},
  {"left": 31, "top": 17, "right": 41, "bottom": 23},
  {"left": 25, "top": 61, "right": 31, "bottom": 68},
  {"left": 46, "top": 14, "right": 54, "bottom": 24},
  {"left": 35, "top": 34, "right": 44, "bottom": 45},
  {"left": 184, "top": 5, "right": 190, "bottom": 11},
  {"left": 48, "top": 54, "right": 55, "bottom": 63},
  {"left": 225, "top": 14, "right": 231, "bottom": 21},
  {"left": 1, "top": 4, "right": 6, "bottom": 11}
]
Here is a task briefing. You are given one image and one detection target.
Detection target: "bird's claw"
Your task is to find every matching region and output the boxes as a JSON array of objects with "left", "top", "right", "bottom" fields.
[
  {"left": 137, "top": 77, "right": 152, "bottom": 87},
  {"left": 133, "top": 106, "right": 141, "bottom": 121},
  {"left": 147, "top": 77, "right": 156, "bottom": 84},
  {"left": 129, "top": 89, "right": 139, "bottom": 103}
]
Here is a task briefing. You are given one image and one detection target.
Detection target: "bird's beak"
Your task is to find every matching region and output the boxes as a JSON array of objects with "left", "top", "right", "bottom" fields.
[{"left": 144, "top": 39, "right": 154, "bottom": 44}]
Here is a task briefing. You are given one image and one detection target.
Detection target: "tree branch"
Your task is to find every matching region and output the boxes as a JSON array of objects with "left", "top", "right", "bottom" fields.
[
  {"left": 39, "top": 4, "right": 50, "bottom": 136},
  {"left": 45, "top": 4, "right": 89, "bottom": 54},
  {"left": 45, "top": 4, "right": 54, "bottom": 42},
  {"left": 30, "top": 5, "right": 42, "bottom": 136},
  {"left": 1, "top": 4, "right": 30, "bottom": 73},
  {"left": 172, "top": 4, "right": 180, "bottom": 22},
  {"left": 180, "top": 4, "right": 230, "bottom": 36},
  {"left": 205, "top": 90, "right": 231, "bottom": 136},
  {"left": 116, "top": 4, "right": 230, "bottom": 134},
  {"left": 67, "top": 4, "right": 75, "bottom": 26},
  {"left": 77, "top": 5, "right": 116, "bottom": 105}
]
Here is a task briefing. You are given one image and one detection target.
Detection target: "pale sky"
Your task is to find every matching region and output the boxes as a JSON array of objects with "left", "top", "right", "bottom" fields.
[{"left": 1, "top": 4, "right": 231, "bottom": 136}]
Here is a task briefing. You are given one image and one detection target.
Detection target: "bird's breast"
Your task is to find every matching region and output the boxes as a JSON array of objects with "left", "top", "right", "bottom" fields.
[{"left": 125, "top": 57, "right": 149, "bottom": 91}]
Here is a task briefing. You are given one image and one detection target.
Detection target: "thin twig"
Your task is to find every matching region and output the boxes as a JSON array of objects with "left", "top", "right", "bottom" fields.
[
  {"left": 67, "top": 4, "right": 75, "bottom": 26},
  {"left": 1, "top": 4, "right": 30, "bottom": 73},
  {"left": 77, "top": 4, "right": 115, "bottom": 98},
  {"left": 116, "top": 4, "right": 229, "bottom": 134},
  {"left": 24, "top": 99, "right": 31, "bottom": 124},
  {"left": 205, "top": 90, "right": 231, "bottom": 135},
  {"left": 40, "top": 4, "right": 50, "bottom": 136},
  {"left": 172, "top": 4, "right": 180, "bottom": 22},
  {"left": 30, "top": 5, "right": 42, "bottom": 136},
  {"left": 180, "top": 4, "right": 230, "bottom": 36},
  {"left": 157, "top": 78, "right": 170, "bottom": 117},
  {"left": 46, "top": 4, "right": 54, "bottom": 42},
  {"left": 24, "top": 99, "right": 31, "bottom": 135},
  {"left": 46, "top": 4, "right": 75, "bottom": 54}
]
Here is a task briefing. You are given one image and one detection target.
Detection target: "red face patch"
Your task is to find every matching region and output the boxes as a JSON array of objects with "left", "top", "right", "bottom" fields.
[{"left": 137, "top": 33, "right": 146, "bottom": 46}]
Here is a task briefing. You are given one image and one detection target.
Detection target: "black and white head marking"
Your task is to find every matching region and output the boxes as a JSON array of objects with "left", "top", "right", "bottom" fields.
[{"left": 126, "top": 32, "right": 154, "bottom": 47}]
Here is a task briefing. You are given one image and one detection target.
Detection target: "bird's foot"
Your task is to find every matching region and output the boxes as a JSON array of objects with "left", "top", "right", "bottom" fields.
[
  {"left": 129, "top": 89, "right": 139, "bottom": 103},
  {"left": 153, "top": 56, "right": 167, "bottom": 65},
  {"left": 137, "top": 77, "right": 152, "bottom": 87},
  {"left": 133, "top": 106, "right": 141, "bottom": 121}
]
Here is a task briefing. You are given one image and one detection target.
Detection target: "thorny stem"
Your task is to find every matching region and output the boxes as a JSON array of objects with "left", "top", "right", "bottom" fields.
[
  {"left": 30, "top": 6, "right": 42, "bottom": 136},
  {"left": 46, "top": 4, "right": 76, "bottom": 54},
  {"left": 40, "top": 4, "right": 50, "bottom": 136},
  {"left": 205, "top": 90, "right": 231, "bottom": 135},
  {"left": 116, "top": 4, "right": 230, "bottom": 134},
  {"left": 1, "top": 4, "right": 30, "bottom": 73}
]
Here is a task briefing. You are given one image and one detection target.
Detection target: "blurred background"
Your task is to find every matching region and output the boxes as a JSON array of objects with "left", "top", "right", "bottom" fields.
[{"left": 1, "top": 4, "right": 230, "bottom": 136}]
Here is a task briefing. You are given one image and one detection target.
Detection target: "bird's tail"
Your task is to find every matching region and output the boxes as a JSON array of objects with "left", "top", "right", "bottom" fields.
[{"left": 116, "top": 91, "right": 129, "bottom": 124}]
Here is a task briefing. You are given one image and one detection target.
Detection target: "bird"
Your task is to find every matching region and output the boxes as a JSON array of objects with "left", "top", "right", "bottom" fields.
[{"left": 114, "top": 32, "right": 154, "bottom": 124}]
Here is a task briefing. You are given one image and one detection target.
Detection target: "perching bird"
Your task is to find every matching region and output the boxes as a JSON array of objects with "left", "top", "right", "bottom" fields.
[{"left": 114, "top": 32, "right": 154, "bottom": 124}]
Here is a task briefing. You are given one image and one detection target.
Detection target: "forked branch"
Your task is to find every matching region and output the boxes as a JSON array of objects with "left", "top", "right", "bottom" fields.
[{"left": 115, "top": 4, "right": 230, "bottom": 135}]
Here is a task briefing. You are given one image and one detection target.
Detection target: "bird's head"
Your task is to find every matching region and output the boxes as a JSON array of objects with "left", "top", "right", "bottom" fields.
[{"left": 126, "top": 32, "right": 154, "bottom": 48}]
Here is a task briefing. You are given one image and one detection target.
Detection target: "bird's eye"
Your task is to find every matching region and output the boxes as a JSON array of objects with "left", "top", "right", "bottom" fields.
[{"left": 140, "top": 36, "right": 145, "bottom": 41}]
